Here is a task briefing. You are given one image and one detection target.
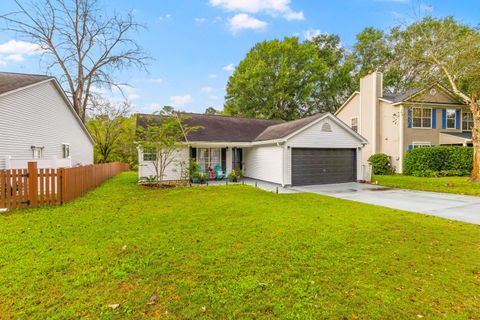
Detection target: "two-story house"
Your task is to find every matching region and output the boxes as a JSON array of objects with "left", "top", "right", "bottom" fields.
[{"left": 336, "top": 71, "right": 472, "bottom": 173}]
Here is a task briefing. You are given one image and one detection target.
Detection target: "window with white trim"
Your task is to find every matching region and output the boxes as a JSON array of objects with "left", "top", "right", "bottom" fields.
[
  {"left": 462, "top": 112, "right": 474, "bottom": 131},
  {"left": 32, "top": 146, "right": 44, "bottom": 159},
  {"left": 446, "top": 109, "right": 456, "bottom": 129},
  {"left": 143, "top": 149, "right": 157, "bottom": 161},
  {"left": 351, "top": 117, "right": 358, "bottom": 132},
  {"left": 62, "top": 144, "right": 70, "bottom": 158},
  {"left": 412, "top": 107, "right": 432, "bottom": 128},
  {"left": 412, "top": 142, "right": 433, "bottom": 149}
]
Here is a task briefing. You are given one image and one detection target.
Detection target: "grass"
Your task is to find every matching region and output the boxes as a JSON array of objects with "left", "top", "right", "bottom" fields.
[
  {"left": 373, "top": 174, "right": 480, "bottom": 196},
  {"left": 1, "top": 172, "right": 480, "bottom": 319}
]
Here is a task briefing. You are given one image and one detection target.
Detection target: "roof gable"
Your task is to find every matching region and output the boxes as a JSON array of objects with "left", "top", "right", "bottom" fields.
[
  {"left": 254, "top": 113, "right": 325, "bottom": 141},
  {"left": 0, "top": 72, "right": 53, "bottom": 96},
  {"left": 402, "top": 84, "right": 462, "bottom": 105}
]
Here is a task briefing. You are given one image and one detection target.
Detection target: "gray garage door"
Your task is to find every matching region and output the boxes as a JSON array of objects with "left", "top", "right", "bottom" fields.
[{"left": 291, "top": 148, "right": 356, "bottom": 186}]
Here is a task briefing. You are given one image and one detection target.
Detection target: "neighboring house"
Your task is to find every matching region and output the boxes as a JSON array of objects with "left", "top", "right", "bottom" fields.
[
  {"left": 336, "top": 71, "right": 472, "bottom": 173},
  {"left": 136, "top": 112, "right": 367, "bottom": 186},
  {"left": 0, "top": 72, "right": 94, "bottom": 169}
]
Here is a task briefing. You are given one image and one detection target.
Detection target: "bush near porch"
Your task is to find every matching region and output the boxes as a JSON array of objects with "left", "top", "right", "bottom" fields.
[
  {"left": 1, "top": 172, "right": 480, "bottom": 318},
  {"left": 403, "top": 146, "right": 473, "bottom": 177}
]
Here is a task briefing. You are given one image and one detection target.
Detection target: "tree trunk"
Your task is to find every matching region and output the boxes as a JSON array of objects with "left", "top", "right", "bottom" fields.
[{"left": 472, "top": 104, "right": 480, "bottom": 182}]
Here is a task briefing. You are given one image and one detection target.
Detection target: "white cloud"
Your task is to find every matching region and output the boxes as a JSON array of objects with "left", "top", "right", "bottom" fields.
[
  {"left": 223, "top": 63, "right": 235, "bottom": 72},
  {"left": 210, "top": 0, "right": 304, "bottom": 21},
  {"left": 302, "top": 28, "right": 322, "bottom": 40},
  {"left": 229, "top": 13, "right": 267, "bottom": 31},
  {"left": 170, "top": 94, "right": 193, "bottom": 107},
  {"left": 195, "top": 17, "right": 208, "bottom": 23},
  {"left": 0, "top": 40, "right": 42, "bottom": 55},
  {"left": 209, "top": 74, "right": 218, "bottom": 79},
  {"left": 201, "top": 86, "right": 214, "bottom": 94},
  {"left": 0, "top": 40, "right": 43, "bottom": 66},
  {"left": 209, "top": 95, "right": 219, "bottom": 101}
]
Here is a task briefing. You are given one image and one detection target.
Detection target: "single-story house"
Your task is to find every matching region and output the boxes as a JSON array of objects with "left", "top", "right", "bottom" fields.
[
  {"left": 136, "top": 112, "right": 368, "bottom": 186},
  {"left": 0, "top": 72, "right": 94, "bottom": 169}
]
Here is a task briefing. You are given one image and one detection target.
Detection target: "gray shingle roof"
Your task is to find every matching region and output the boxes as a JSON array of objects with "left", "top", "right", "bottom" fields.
[
  {"left": 136, "top": 113, "right": 285, "bottom": 143},
  {"left": 254, "top": 113, "right": 326, "bottom": 141},
  {"left": 382, "top": 88, "right": 420, "bottom": 103},
  {"left": 136, "top": 112, "right": 330, "bottom": 143},
  {"left": 440, "top": 131, "right": 472, "bottom": 139},
  {"left": 0, "top": 72, "right": 53, "bottom": 95}
]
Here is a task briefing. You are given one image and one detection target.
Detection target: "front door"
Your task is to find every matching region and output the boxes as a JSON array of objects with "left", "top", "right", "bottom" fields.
[{"left": 232, "top": 148, "right": 243, "bottom": 171}]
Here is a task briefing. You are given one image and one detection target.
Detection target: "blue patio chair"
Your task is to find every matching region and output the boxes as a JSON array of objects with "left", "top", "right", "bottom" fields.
[{"left": 214, "top": 165, "right": 225, "bottom": 180}]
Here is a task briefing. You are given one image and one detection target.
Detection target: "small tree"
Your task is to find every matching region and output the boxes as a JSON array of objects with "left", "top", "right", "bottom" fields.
[
  {"left": 137, "top": 109, "right": 199, "bottom": 183},
  {"left": 86, "top": 99, "right": 131, "bottom": 163}
]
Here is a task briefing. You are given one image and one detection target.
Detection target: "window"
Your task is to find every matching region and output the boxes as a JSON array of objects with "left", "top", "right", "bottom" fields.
[
  {"left": 197, "top": 148, "right": 222, "bottom": 172},
  {"left": 143, "top": 149, "right": 156, "bottom": 161},
  {"left": 412, "top": 142, "right": 433, "bottom": 149},
  {"left": 446, "top": 109, "right": 456, "bottom": 129},
  {"left": 412, "top": 107, "right": 432, "bottom": 128},
  {"left": 31, "top": 146, "right": 44, "bottom": 159},
  {"left": 62, "top": 144, "right": 70, "bottom": 158},
  {"left": 351, "top": 117, "right": 358, "bottom": 132},
  {"left": 463, "top": 112, "right": 474, "bottom": 131}
]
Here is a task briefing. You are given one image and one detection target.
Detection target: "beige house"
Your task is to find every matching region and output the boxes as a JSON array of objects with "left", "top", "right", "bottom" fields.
[{"left": 336, "top": 71, "right": 473, "bottom": 173}]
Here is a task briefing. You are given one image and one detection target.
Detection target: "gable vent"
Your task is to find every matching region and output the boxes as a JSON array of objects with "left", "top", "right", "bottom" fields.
[{"left": 321, "top": 122, "right": 332, "bottom": 132}]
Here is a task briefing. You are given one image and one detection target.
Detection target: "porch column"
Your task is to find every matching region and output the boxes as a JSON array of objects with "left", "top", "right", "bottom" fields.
[{"left": 226, "top": 148, "right": 233, "bottom": 174}]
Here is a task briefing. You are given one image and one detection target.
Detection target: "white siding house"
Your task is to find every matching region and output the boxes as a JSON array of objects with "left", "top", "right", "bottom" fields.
[
  {"left": 0, "top": 72, "right": 94, "bottom": 169},
  {"left": 137, "top": 112, "right": 368, "bottom": 186}
]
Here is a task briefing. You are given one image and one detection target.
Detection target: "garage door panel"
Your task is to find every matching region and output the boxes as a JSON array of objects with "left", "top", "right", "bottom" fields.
[{"left": 291, "top": 148, "right": 356, "bottom": 186}]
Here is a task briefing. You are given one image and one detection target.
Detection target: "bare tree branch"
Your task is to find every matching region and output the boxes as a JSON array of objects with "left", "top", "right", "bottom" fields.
[{"left": 0, "top": 0, "right": 151, "bottom": 122}]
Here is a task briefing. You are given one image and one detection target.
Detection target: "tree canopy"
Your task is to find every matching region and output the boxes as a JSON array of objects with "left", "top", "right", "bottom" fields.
[{"left": 224, "top": 37, "right": 327, "bottom": 121}]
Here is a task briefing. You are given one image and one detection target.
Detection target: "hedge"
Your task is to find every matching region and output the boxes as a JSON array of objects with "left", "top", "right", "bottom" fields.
[
  {"left": 368, "top": 153, "right": 395, "bottom": 175},
  {"left": 403, "top": 146, "right": 473, "bottom": 177}
]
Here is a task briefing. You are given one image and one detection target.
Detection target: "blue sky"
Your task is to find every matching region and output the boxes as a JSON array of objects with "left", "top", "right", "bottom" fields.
[{"left": 0, "top": 0, "right": 478, "bottom": 114}]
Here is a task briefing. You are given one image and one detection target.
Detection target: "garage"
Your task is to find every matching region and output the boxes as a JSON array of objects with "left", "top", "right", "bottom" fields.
[{"left": 291, "top": 148, "right": 357, "bottom": 186}]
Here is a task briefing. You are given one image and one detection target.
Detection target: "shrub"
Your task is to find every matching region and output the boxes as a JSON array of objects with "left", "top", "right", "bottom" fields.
[
  {"left": 404, "top": 146, "right": 473, "bottom": 177},
  {"left": 368, "top": 153, "right": 395, "bottom": 175}
]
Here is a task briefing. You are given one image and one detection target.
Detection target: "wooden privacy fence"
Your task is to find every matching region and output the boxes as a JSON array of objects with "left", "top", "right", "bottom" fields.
[{"left": 0, "top": 162, "right": 129, "bottom": 210}]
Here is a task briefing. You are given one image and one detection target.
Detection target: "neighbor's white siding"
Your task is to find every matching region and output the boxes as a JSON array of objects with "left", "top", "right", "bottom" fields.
[
  {"left": 284, "top": 117, "right": 364, "bottom": 185},
  {"left": 138, "top": 147, "right": 189, "bottom": 181},
  {"left": 244, "top": 145, "right": 283, "bottom": 184},
  {"left": 0, "top": 81, "right": 93, "bottom": 169}
]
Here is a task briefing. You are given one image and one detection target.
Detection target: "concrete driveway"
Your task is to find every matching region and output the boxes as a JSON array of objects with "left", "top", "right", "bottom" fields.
[{"left": 292, "top": 183, "right": 480, "bottom": 225}]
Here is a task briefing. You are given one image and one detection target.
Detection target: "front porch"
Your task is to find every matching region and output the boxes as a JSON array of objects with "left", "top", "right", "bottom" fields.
[{"left": 189, "top": 145, "right": 246, "bottom": 181}]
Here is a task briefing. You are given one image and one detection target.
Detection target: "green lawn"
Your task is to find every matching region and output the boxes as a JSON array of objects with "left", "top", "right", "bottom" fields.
[
  {"left": 1, "top": 172, "right": 480, "bottom": 319},
  {"left": 373, "top": 175, "right": 480, "bottom": 196}
]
